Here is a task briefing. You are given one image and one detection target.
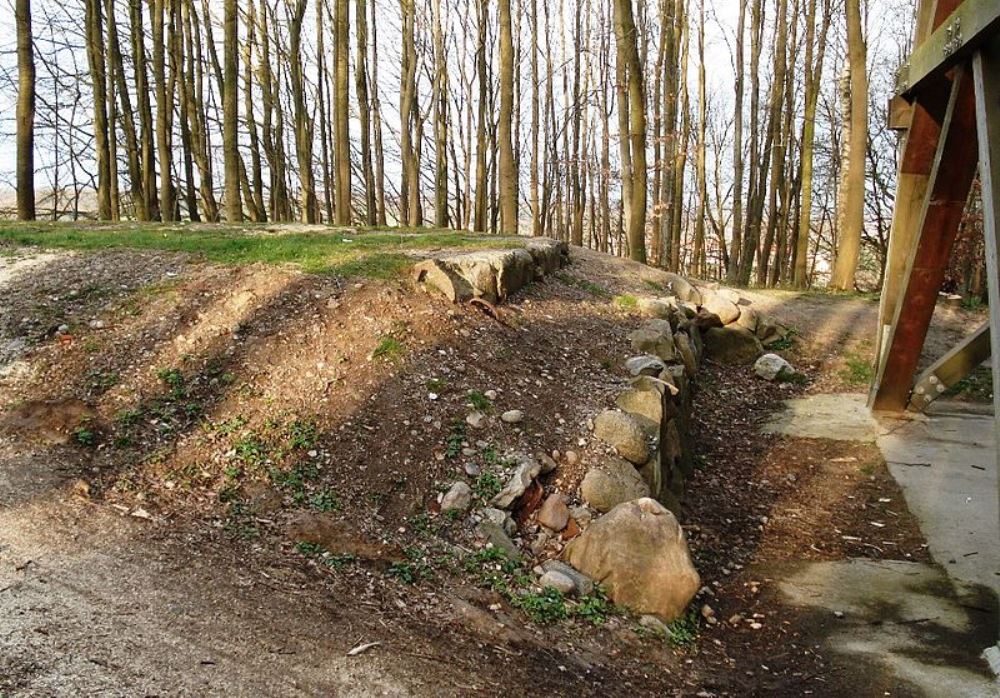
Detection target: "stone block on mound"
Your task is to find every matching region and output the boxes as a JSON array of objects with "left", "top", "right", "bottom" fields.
[{"left": 412, "top": 238, "right": 568, "bottom": 304}]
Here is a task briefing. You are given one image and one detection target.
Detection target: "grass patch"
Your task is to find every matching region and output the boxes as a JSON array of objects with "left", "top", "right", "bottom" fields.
[
  {"left": 613, "top": 294, "right": 638, "bottom": 310},
  {"left": 426, "top": 377, "right": 448, "bottom": 393},
  {"left": 0, "top": 222, "right": 524, "bottom": 280},
  {"left": 944, "top": 367, "right": 993, "bottom": 402},
  {"left": 372, "top": 336, "right": 405, "bottom": 362},
  {"left": 840, "top": 350, "right": 874, "bottom": 386},
  {"left": 473, "top": 471, "right": 503, "bottom": 500},
  {"left": 445, "top": 420, "right": 466, "bottom": 459},
  {"left": 554, "top": 272, "right": 612, "bottom": 299},
  {"left": 467, "top": 389, "right": 491, "bottom": 411},
  {"left": 665, "top": 608, "right": 701, "bottom": 647}
]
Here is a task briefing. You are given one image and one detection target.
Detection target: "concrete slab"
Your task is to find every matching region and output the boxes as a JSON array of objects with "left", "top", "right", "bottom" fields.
[
  {"left": 762, "top": 393, "right": 879, "bottom": 442},
  {"left": 775, "top": 559, "right": 997, "bottom": 697},
  {"left": 876, "top": 402, "right": 1000, "bottom": 599}
]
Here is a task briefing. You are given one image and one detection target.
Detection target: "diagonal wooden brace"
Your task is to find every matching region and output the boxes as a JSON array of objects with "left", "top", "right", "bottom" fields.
[
  {"left": 871, "top": 67, "right": 980, "bottom": 412},
  {"left": 907, "top": 322, "right": 991, "bottom": 411}
]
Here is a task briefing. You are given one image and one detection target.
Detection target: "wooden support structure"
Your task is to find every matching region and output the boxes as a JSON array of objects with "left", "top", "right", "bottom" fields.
[
  {"left": 871, "top": 0, "right": 1000, "bottom": 414},
  {"left": 872, "top": 2, "right": 1000, "bottom": 652},
  {"left": 907, "top": 322, "right": 990, "bottom": 411}
]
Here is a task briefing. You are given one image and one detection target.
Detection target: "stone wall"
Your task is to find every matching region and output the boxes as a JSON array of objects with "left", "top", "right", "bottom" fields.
[{"left": 588, "top": 277, "right": 790, "bottom": 516}]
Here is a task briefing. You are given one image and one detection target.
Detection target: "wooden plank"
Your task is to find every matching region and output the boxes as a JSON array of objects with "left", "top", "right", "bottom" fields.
[
  {"left": 971, "top": 40, "right": 1000, "bottom": 537},
  {"left": 871, "top": 67, "right": 980, "bottom": 412},
  {"left": 889, "top": 96, "right": 914, "bottom": 131},
  {"left": 899, "top": 0, "right": 1000, "bottom": 98},
  {"left": 871, "top": 0, "right": 964, "bottom": 382},
  {"left": 907, "top": 322, "right": 991, "bottom": 411}
]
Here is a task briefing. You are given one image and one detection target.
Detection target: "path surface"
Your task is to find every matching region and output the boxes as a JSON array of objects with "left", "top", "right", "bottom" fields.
[
  {"left": 765, "top": 393, "right": 998, "bottom": 696},
  {"left": 877, "top": 402, "right": 1000, "bottom": 598}
]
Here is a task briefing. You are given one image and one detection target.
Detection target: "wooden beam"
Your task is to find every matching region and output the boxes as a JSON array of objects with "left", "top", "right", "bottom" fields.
[
  {"left": 899, "top": 0, "right": 1000, "bottom": 98},
  {"left": 907, "top": 322, "right": 991, "bottom": 411},
  {"left": 971, "top": 39, "right": 1000, "bottom": 549},
  {"left": 871, "top": 0, "right": 965, "bottom": 386},
  {"left": 871, "top": 67, "right": 980, "bottom": 412}
]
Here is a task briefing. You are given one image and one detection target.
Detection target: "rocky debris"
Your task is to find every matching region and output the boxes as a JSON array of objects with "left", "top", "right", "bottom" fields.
[
  {"left": 563, "top": 498, "right": 700, "bottom": 621},
  {"left": 754, "top": 353, "right": 796, "bottom": 381},
  {"left": 501, "top": 409, "right": 524, "bottom": 424},
  {"left": 466, "top": 411, "right": 487, "bottom": 429},
  {"left": 492, "top": 455, "right": 542, "bottom": 509},
  {"left": 625, "top": 355, "right": 667, "bottom": 377},
  {"left": 627, "top": 325, "right": 676, "bottom": 362},
  {"left": 412, "top": 238, "right": 568, "bottom": 304},
  {"left": 477, "top": 520, "right": 522, "bottom": 560},
  {"left": 537, "top": 452, "right": 559, "bottom": 474},
  {"left": 540, "top": 560, "right": 595, "bottom": 596},
  {"left": 755, "top": 316, "right": 792, "bottom": 348},
  {"left": 479, "top": 507, "right": 517, "bottom": 535},
  {"left": 703, "top": 326, "right": 764, "bottom": 365},
  {"left": 537, "top": 493, "right": 570, "bottom": 531},
  {"left": 593, "top": 410, "right": 649, "bottom": 465},
  {"left": 538, "top": 570, "right": 577, "bottom": 595},
  {"left": 580, "top": 459, "right": 651, "bottom": 513},
  {"left": 699, "top": 290, "right": 741, "bottom": 325},
  {"left": 441, "top": 482, "right": 473, "bottom": 513},
  {"left": 569, "top": 505, "right": 594, "bottom": 528}
]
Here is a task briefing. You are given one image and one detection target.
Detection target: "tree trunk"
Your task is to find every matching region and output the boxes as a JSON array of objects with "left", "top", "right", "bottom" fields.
[
  {"left": 612, "top": 0, "right": 647, "bottom": 263},
  {"left": 830, "top": 0, "right": 868, "bottom": 290},
  {"left": 356, "top": 0, "right": 377, "bottom": 224},
  {"left": 333, "top": 0, "right": 351, "bottom": 224},
  {"left": 221, "top": 0, "right": 241, "bottom": 221},
  {"left": 15, "top": 0, "right": 35, "bottom": 220},
  {"left": 85, "top": 0, "right": 112, "bottom": 219},
  {"left": 498, "top": 0, "right": 518, "bottom": 234}
]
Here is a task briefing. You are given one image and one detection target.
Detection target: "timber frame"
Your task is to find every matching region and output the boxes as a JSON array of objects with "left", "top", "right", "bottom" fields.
[
  {"left": 870, "top": 0, "right": 1000, "bottom": 419},
  {"left": 870, "top": 0, "right": 1000, "bottom": 658}
]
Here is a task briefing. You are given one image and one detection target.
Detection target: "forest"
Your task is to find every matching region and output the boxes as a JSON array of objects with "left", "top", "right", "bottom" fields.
[{"left": 0, "top": 0, "right": 987, "bottom": 294}]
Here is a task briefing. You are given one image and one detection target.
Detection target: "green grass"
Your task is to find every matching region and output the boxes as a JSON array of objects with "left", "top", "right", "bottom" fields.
[
  {"left": 554, "top": 272, "right": 612, "bottom": 299},
  {"left": 840, "top": 351, "right": 874, "bottom": 386},
  {"left": 613, "top": 294, "right": 638, "bottom": 310},
  {"left": 372, "top": 336, "right": 405, "bottom": 362},
  {"left": 665, "top": 608, "right": 701, "bottom": 647},
  {"left": 467, "top": 389, "right": 491, "bottom": 411},
  {"left": 0, "top": 222, "right": 524, "bottom": 280}
]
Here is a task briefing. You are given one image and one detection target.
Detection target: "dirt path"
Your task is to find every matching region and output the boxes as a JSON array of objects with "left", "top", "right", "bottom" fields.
[{"left": 1, "top": 242, "right": 993, "bottom": 696}]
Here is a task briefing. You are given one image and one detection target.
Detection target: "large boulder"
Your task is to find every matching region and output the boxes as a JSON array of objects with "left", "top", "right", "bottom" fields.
[
  {"left": 627, "top": 325, "right": 676, "bottom": 362},
  {"left": 636, "top": 297, "right": 675, "bottom": 320},
  {"left": 703, "top": 326, "right": 763, "bottom": 365},
  {"left": 754, "top": 353, "right": 796, "bottom": 381},
  {"left": 615, "top": 380, "right": 669, "bottom": 432},
  {"left": 699, "top": 289, "right": 741, "bottom": 325},
  {"left": 593, "top": 410, "right": 649, "bottom": 464},
  {"left": 564, "top": 498, "right": 700, "bottom": 621},
  {"left": 580, "top": 459, "right": 651, "bottom": 513},
  {"left": 662, "top": 273, "right": 702, "bottom": 305},
  {"left": 673, "top": 332, "right": 698, "bottom": 377},
  {"left": 625, "top": 355, "right": 667, "bottom": 377}
]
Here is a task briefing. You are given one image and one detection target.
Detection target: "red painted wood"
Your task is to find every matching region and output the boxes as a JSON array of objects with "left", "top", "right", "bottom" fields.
[{"left": 873, "top": 73, "right": 980, "bottom": 411}]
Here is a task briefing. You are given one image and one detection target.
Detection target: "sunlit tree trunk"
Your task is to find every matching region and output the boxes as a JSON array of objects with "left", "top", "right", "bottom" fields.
[
  {"left": 15, "top": 0, "right": 35, "bottom": 220},
  {"left": 830, "top": 0, "right": 868, "bottom": 290}
]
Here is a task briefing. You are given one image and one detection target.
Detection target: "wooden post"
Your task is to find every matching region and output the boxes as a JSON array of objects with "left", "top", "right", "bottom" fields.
[
  {"left": 971, "top": 40, "right": 1000, "bottom": 587},
  {"left": 871, "top": 69, "right": 980, "bottom": 411}
]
